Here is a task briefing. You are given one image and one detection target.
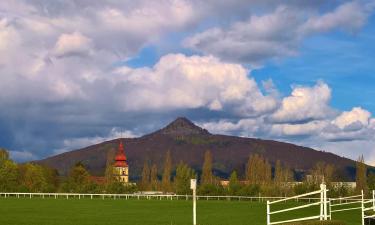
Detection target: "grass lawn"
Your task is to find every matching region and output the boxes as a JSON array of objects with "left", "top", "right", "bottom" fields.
[{"left": 0, "top": 197, "right": 362, "bottom": 225}]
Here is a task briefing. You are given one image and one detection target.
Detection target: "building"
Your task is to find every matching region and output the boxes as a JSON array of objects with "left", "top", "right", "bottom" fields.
[{"left": 113, "top": 141, "right": 129, "bottom": 184}]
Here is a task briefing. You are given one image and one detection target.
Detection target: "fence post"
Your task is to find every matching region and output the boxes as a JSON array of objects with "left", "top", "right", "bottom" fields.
[
  {"left": 362, "top": 190, "right": 365, "bottom": 225},
  {"left": 323, "top": 184, "right": 327, "bottom": 220},
  {"left": 329, "top": 199, "right": 332, "bottom": 220},
  {"left": 266, "top": 201, "right": 270, "bottom": 225},
  {"left": 320, "top": 184, "right": 324, "bottom": 221}
]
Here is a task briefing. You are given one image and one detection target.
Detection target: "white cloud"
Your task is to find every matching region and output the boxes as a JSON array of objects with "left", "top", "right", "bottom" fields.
[
  {"left": 332, "top": 107, "right": 371, "bottom": 129},
  {"left": 270, "top": 120, "right": 328, "bottom": 137},
  {"left": 320, "top": 107, "right": 374, "bottom": 141},
  {"left": 53, "top": 32, "right": 93, "bottom": 57},
  {"left": 114, "top": 54, "right": 278, "bottom": 116},
  {"left": 200, "top": 118, "right": 261, "bottom": 136},
  {"left": 184, "top": 6, "right": 301, "bottom": 65},
  {"left": 56, "top": 128, "right": 138, "bottom": 155},
  {"left": 300, "top": 1, "right": 370, "bottom": 35},
  {"left": 270, "top": 82, "right": 333, "bottom": 123},
  {"left": 184, "top": 1, "right": 374, "bottom": 65}
]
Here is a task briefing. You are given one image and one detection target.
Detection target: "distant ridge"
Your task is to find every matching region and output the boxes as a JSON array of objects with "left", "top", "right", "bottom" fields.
[{"left": 36, "top": 117, "right": 357, "bottom": 180}]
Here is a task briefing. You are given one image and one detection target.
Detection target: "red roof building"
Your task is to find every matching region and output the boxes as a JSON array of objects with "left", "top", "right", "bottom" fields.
[
  {"left": 113, "top": 140, "right": 129, "bottom": 184},
  {"left": 114, "top": 141, "right": 128, "bottom": 167}
]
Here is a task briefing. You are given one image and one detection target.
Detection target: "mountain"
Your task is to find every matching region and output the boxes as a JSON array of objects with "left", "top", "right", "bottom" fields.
[{"left": 36, "top": 117, "right": 357, "bottom": 180}]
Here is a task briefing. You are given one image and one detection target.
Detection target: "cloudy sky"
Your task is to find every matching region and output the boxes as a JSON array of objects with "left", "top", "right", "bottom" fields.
[{"left": 1, "top": 0, "right": 375, "bottom": 164}]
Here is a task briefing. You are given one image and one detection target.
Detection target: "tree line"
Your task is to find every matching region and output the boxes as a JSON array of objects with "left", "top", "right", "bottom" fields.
[
  {"left": 138, "top": 150, "right": 374, "bottom": 197},
  {"left": 1, "top": 147, "right": 374, "bottom": 196}
]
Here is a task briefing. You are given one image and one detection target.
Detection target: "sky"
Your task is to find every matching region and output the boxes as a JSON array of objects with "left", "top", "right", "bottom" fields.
[{"left": 0, "top": 0, "right": 375, "bottom": 164}]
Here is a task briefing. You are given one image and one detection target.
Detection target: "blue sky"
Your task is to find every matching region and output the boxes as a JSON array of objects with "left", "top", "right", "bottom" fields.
[{"left": 0, "top": 0, "right": 375, "bottom": 163}]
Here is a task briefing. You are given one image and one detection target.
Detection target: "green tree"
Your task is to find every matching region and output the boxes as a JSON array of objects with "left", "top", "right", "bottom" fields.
[
  {"left": 356, "top": 155, "right": 368, "bottom": 193},
  {"left": 174, "top": 162, "right": 195, "bottom": 195},
  {"left": 0, "top": 160, "right": 19, "bottom": 191},
  {"left": 161, "top": 150, "right": 172, "bottom": 193},
  {"left": 21, "top": 163, "right": 48, "bottom": 192},
  {"left": 150, "top": 164, "right": 159, "bottom": 191},
  {"left": 201, "top": 150, "right": 214, "bottom": 185},
  {"left": 42, "top": 166, "right": 59, "bottom": 192},
  {"left": 228, "top": 171, "right": 241, "bottom": 195},
  {"left": 62, "top": 162, "right": 91, "bottom": 193},
  {"left": 106, "top": 180, "right": 137, "bottom": 194},
  {"left": 368, "top": 172, "right": 375, "bottom": 191}
]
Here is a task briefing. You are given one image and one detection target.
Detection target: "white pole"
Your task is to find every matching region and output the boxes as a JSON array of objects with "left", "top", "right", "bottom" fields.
[
  {"left": 323, "top": 184, "right": 327, "bottom": 220},
  {"left": 320, "top": 184, "right": 324, "bottom": 221},
  {"left": 373, "top": 190, "right": 375, "bottom": 211},
  {"left": 329, "top": 199, "right": 332, "bottom": 220},
  {"left": 193, "top": 188, "right": 196, "bottom": 225},
  {"left": 267, "top": 201, "right": 270, "bottom": 225},
  {"left": 362, "top": 190, "right": 365, "bottom": 225},
  {"left": 191, "top": 179, "right": 197, "bottom": 225}
]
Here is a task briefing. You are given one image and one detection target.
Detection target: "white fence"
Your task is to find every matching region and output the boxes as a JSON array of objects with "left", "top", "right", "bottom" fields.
[
  {"left": 329, "top": 193, "right": 363, "bottom": 219},
  {"left": 329, "top": 190, "right": 375, "bottom": 225},
  {"left": 266, "top": 184, "right": 329, "bottom": 225},
  {"left": 0, "top": 192, "right": 327, "bottom": 202},
  {"left": 361, "top": 190, "right": 375, "bottom": 225}
]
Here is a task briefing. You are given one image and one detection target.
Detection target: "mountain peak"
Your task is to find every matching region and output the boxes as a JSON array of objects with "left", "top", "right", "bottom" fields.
[{"left": 159, "top": 117, "right": 210, "bottom": 136}]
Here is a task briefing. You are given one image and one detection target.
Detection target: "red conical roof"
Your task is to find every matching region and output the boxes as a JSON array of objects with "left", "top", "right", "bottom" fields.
[{"left": 114, "top": 141, "right": 128, "bottom": 167}]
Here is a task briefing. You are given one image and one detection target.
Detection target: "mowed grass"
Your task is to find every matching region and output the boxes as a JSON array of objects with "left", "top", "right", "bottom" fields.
[{"left": 0, "top": 197, "right": 362, "bottom": 225}]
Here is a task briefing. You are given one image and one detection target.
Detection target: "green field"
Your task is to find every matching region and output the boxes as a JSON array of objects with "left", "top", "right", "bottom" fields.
[{"left": 0, "top": 198, "right": 362, "bottom": 225}]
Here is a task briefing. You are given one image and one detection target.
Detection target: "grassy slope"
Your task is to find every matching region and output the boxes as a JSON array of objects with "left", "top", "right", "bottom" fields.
[{"left": 0, "top": 198, "right": 362, "bottom": 225}]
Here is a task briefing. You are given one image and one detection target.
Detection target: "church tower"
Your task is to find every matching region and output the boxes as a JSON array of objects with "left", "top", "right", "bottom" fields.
[{"left": 113, "top": 140, "right": 129, "bottom": 184}]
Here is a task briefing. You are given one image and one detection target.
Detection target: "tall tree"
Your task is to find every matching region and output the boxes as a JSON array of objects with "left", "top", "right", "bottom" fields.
[
  {"left": 42, "top": 166, "right": 59, "bottom": 192},
  {"left": 161, "top": 150, "right": 172, "bottom": 192},
  {"left": 310, "top": 161, "right": 335, "bottom": 185},
  {"left": 368, "top": 172, "right": 375, "bottom": 191},
  {"left": 150, "top": 164, "right": 159, "bottom": 191},
  {"left": 282, "top": 165, "right": 293, "bottom": 183},
  {"left": 0, "top": 160, "right": 19, "bottom": 191},
  {"left": 228, "top": 171, "right": 240, "bottom": 195},
  {"left": 63, "top": 162, "right": 91, "bottom": 193},
  {"left": 104, "top": 147, "right": 116, "bottom": 184},
  {"left": 274, "top": 160, "right": 283, "bottom": 185},
  {"left": 201, "top": 150, "right": 214, "bottom": 185},
  {"left": 21, "top": 163, "right": 48, "bottom": 192},
  {"left": 174, "top": 162, "right": 195, "bottom": 195},
  {"left": 140, "top": 162, "right": 151, "bottom": 191},
  {"left": 356, "top": 155, "right": 368, "bottom": 193},
  {"left": 275, "top": 160, "right": 293, "bottom": 184},
  {"left": 263, "top": 159, "right": 272, "bottom": 185},
  {"left": 246, "top": 154, "right": 271, "bottom": 185}
]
